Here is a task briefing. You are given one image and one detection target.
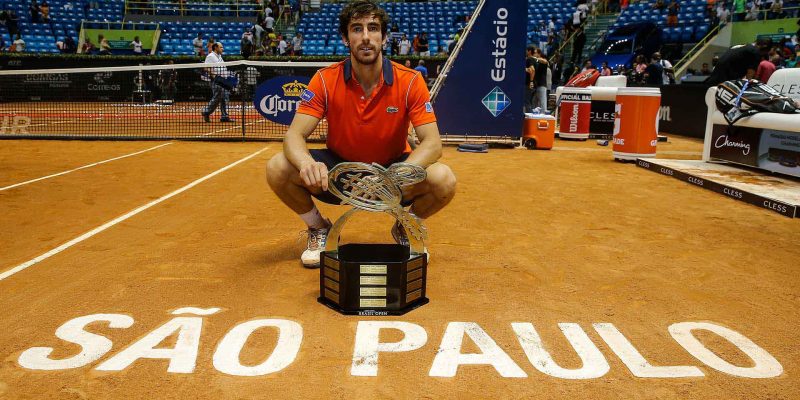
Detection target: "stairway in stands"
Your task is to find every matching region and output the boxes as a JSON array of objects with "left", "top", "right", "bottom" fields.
[{"left": 562, "top": 13, "right": 619, "bottom": 66}]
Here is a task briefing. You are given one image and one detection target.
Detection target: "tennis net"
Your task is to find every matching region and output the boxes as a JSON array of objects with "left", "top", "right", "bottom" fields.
[{"left": 0, "top": 60, "right": 333, "bottom": 141}]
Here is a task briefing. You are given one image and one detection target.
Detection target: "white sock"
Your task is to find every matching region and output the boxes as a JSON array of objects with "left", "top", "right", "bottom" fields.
[{"left": 299, "top": 206, "right": 327, "bottom": 229}]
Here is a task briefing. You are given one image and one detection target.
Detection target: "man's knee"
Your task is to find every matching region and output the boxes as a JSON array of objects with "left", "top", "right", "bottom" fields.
[
  {"left": 427, "top": 163, "right": 457, "bottom": 198},
  {"left": 266, "top": 152, "right": 296, "bottom": 187}
]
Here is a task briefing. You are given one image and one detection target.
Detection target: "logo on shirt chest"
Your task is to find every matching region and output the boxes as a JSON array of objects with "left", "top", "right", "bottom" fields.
[{"left": 386, "top": 106, "right": 399, "bottom": 113}]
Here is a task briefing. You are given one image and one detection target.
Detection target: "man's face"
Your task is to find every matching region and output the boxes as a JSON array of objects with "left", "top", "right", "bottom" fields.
[
  {"left": 216, "top": 45, "right": 224, "bottom": 55},
  {"left": 344, "top": 14, "right": 385, "bottom": 65}
]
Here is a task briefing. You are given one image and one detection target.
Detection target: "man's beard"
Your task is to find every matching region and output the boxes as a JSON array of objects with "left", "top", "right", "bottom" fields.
[{"left": 351, "top": 43, "right": 380, "bottom": 65}]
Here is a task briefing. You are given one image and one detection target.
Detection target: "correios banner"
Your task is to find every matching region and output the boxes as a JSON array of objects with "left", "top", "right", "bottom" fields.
[{"left": 433, "top": 0, "right": 526, "bottom": 138}]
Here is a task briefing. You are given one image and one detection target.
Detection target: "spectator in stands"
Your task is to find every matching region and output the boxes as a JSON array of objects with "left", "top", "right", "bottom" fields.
[
  {"left": 399, "top": 34, "right": 411, "bottom": 55},
  {"left": 268, "top": 30, "right": 278, "bottom": 55},
  {"left": 193, "top": 33, "right": 204, "bottom": 56},
  {"left": 571, "top": 26, "right": 586, "bottom": 64},
  {"left": 633, "top": 54, "right": 647, "bottom": 83},
  {"left": 40, "top": 1, "right": 50, "bottom": 23},
  {"left": 268, "top": 1, "right": 278, "bottom": 23},
  {"left": 292, "top": 32, "right": 303, "bottom": 56},
  {"left": 698, "top": 62, "right": 712, "bottom": 75},
  {"left": 418, "top": 32, "right": 430, "bottom": 56},
  {"left": 733, "top": 0, "right": 746, "bottom": 21},
  {"left": 253, "top": 22, "right": 265, "bottom": 45},
  {"left": 644, "top": 57, "right": 664, "bottom": 86},
  {"left": 241, "top": 31, "right": 253, "bottom": 58},
  {"left": 768, "top": 0, "right": 784, "bottom": 18},
  {"left": 130, "top": 35, "right": 143, "bottom": 55},
  {"left": 652, "top": 52, "right": 675, "bottom": 84},
  {"left": 716, "top": 3, "right": 731, "bottom": 25},
  {"left": 8, "top": 11, "right": 19, "bottom": 39},
  {"left": 63, "top": 34, "right": 76, "bottom": 53},
  {"left": 577, "top": 1, "right": 590, "bottom": 24},
  {"left": 202, "top": 42, "right": 233, "bottom": 123},
  {"left": 98, "top": 34, "right": 111, "bottom": 55},
  {"left": 415, "top": 59, "right": 428, "bottom": 80},
  {"left": 745, "top": 2, "right": 760, "bottom": 20},
  {"left": 265, "top": 13, "right": 275, "bottom": 33},
  {"left": 580, "top": 59, "right": 594, "bottom": 72},
  {"left": 666, "top": 0, "right": 680, "bottom": 27},
  {"left": 571, "top": 8, "right": 581, "bottom": 30},
  {"left": 653, "top": 0, "right": 666, "bottom": 10},
  {"left": 600, "top": 61, "right": 612, "bottom": 76},
  {"left": 786, "top": 52, "right": 797, "bottom": 68},
  {"left": 12, "top": 34, "right": 24, "bottom": 52},
  {"left": 30, "top": 1, "right": 40, "bottom": 23},
  {"left": 756, "top": 54, "right": 776, "bottom": 82},
  {"left": 207, "top": 37, "right": 216, "bottom": 55},
  {"left": 82, "top": 37, "right": 95, "bottom": 53},
  {"left": 278, "top": 34, "right": 288, "bottom": 55},
  {"left": 412, "top": 33, "right": 420, "bottom": 55}
]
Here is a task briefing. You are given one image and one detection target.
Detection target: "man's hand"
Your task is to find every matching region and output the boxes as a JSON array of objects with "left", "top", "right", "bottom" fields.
[{"left": 299, "top": 160, "right": 329, "bottom": 191}]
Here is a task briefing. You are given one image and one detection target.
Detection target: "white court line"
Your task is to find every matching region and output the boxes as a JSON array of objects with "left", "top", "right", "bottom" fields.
[
  {"left": 201, "top": 119, "right": 265, "bottom": 137},
  {"left": 0, "top": 146, "right": 270, "bottom": 282},
  {"left": 0, "top": 142, "right": 174, "bottom": 192}
]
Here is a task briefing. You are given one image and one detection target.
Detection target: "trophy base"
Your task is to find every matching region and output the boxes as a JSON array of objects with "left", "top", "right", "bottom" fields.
[{"left": 319, "top": 243, "right": 429, "bottom": 316}]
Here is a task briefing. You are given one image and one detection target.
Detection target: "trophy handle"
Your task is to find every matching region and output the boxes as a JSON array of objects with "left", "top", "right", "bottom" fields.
[{"left": 324, "top": 207, "right": 426, "bottom": 257}]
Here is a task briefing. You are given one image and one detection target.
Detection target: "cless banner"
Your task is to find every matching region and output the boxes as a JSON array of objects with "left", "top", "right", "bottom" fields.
[{"left": 433, "top": 0, "right": 526, "bottom": 138}]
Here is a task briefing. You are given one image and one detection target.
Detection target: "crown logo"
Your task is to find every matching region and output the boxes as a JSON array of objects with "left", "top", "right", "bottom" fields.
[{"left": 282, "top": 80, "right": 307, "bottom": 97}]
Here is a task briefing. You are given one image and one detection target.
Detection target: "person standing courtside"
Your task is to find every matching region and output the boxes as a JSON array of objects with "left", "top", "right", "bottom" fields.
[
  {"left": 266, "top": 0, "right": 456, "bottom": 268},
  {"left": 201, "top": 42, "right": 234, "bottom": 123}
]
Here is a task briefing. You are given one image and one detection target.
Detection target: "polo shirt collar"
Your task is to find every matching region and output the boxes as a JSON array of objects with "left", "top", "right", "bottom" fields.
[{"left": 343, "top": 57, "right": 394, "bottom": 86}]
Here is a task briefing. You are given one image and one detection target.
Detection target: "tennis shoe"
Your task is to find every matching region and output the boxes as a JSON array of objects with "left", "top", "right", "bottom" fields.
[
  {"left": 301, "top": 219, "right": 332, "bottom": 268},
  {"left": 201, "top": 112, "right": 210, "bottom": 123},
  {"left": 220, "top": 117, "right": 234, "bottom": 123}
]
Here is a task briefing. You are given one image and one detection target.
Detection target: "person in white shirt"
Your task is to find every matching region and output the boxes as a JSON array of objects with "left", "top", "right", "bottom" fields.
[
  {"left": 572, "top": 9, "right": 581, "bottom": 27},
  {"left": 130, "top": 35, "right": 143, "bottom": 55},
  {"left": 265, "top": 15, "right": 275, "bottom": 32},
  {"left": 192, "top": 33, "right": 203, "bottom": 56},
  {"left": 577, "top": 3, "right": 589, "bottom": 22},
  {"left": 278, "top": 35, "right": 288, "bottom": 55},
  {"left": 398, "top": 34, "right": 411, "bottom": 55},
  {"left": 253, "top": 23, "right": 265, "bottom": 45},
  {"left": 13, "top": 34, "right": 25, "bottom": 52},
  {"left": 716, "top": 4, "right": 730, "bottom": 24},
  {"left": 292, "top": 33, "right": 303, "bottom": 55},
  {"left": 201, "top": 42, "right": 233, "bottom": 123}
]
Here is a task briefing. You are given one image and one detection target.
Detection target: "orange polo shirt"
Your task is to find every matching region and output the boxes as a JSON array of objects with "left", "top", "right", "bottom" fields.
[{"left": 296, "top": 57, "right": 437, "bottom": 165}]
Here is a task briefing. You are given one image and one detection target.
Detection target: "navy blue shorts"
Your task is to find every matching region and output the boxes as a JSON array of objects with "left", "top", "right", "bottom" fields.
[{"left": 309, "top": 149, "right": 412, "bottom": 206}]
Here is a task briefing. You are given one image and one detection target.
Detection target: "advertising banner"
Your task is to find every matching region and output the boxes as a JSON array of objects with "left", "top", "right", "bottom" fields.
[
  {"left": 433, "top": 0, "right": 526, "bottom": 138},
  {"left": 710, "top": 124, "right": 800, "bottom": 178}
]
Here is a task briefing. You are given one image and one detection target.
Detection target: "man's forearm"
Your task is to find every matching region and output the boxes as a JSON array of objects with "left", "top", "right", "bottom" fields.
[
  {"left": 283, "top": 131, "right": 315, "bottom": 170},
  {"left": 405, "top": 139, "right": 442, "bottom": 168}
]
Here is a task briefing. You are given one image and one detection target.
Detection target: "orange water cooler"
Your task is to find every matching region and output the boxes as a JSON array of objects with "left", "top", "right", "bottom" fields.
[
  {"left": 612, "top": 87, "right": 661, "bottom": 161},
  {"left": 523, "top": 114, "right": 555, "bottom": 150}
]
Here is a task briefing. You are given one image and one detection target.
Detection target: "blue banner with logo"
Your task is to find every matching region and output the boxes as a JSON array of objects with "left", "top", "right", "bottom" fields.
[
  {"left": 253, "top": 76, "right": 311, "bottom": 125},
  {"left": 433, "top": 0, "right": 526, "bottom": 138}
]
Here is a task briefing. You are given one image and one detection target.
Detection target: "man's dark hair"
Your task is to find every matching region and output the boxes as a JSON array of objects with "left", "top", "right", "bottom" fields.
[{"left": 338, "top": 0, "right": 389, "bottom": 40}]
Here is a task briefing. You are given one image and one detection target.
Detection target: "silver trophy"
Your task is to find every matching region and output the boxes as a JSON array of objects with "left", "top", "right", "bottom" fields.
[
  {"left": 326, "top": 162, "right": 427, "bottom": 255},
  {"left": 319, "top": 162, "right": 430, "bottom": 315}
]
